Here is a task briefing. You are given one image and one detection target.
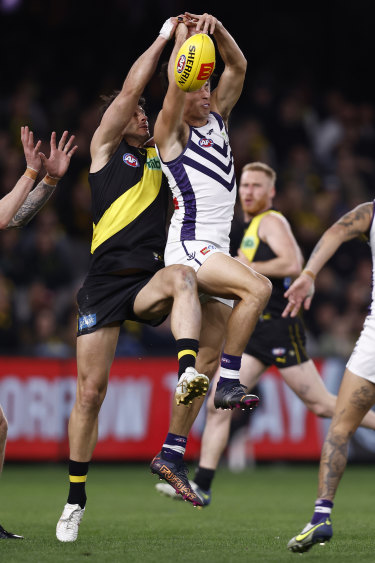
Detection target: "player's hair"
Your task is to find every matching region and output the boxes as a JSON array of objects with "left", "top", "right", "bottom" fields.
[
  {"left": 99, "top": 91, "right": 146, "bottom": 117},
  {"left": 242, "top": 162, "right": 277, "bottom": 184}
]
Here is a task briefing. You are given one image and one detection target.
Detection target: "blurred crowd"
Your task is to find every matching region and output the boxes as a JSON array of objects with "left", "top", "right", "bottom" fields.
[{"left": 0, "top": 2, "right": 374, "bottom": 360}]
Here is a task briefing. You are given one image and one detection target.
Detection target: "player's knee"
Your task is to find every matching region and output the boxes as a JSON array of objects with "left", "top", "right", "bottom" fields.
[
  {"left": 309, "top": 401, "right": 332, "bottom": 418},
  {"left": 77, "top": 383, "right": 106, "bottom": 415},
  {"left": 196, "top": 355, "right": 220, "bottom": 380},
  {"left": 243, "top": 274, "right": 272, "bottom": 312},
  {"left": 168, "top": 265, "right": 198, "bottom": 296}
]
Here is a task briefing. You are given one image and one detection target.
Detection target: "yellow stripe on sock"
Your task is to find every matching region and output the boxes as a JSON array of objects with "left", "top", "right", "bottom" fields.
[
  {"left": 69, "top": 475, "right": 87, "bottom": 483},
  {"left": 177, "top": 349, "right": 197, "bottom": 360}
]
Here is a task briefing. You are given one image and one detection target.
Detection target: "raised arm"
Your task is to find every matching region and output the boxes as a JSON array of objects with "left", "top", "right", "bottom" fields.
[
  {"left": 282, "top": 202, "right": 374, "bottom": 317},
  {"left": 153, "top": 19, "right": 190, "bottom": 161},
  {"left": 90, "top": 18, "right": 177, "bottom": 172},
  {"left": 0, "top": 126, "right": 41, "bottom": 229},
  {"left": 7, "top": 130, "right": 77, "bottom": 228},
  {"left": 237, "top": 213, "right": 303, "bottom": 278},
  {"left": 186, "top": 12, "right": 247, "bottom": 125}
]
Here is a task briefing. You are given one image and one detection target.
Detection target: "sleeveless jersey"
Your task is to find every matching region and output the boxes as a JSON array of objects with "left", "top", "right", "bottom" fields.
[
  {"left": 88, "top": 140, "right": 168, "bottom": 274},
  {"left": 157, "top": 112, "right": 236, "bottom": 248},
  {"left": 240, "top": 209, "right": 292, "bottom": 316}
]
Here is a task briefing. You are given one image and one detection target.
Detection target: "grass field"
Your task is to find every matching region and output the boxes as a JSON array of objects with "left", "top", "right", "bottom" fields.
[{"left": 1, "top": 462, "right": 375, "bottom": 562}]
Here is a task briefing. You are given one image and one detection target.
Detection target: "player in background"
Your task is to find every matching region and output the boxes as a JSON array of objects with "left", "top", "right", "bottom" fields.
[
  {"left": 0, "top": 125, "right": 77, "bottom": 539},
  {"left": 284, "top": 201, "right": 375, "bottom": 553},
  {"left": 155, "top": 163, "right": 375, "bottom": 505},
  {"left": 150, "top": 14, "right": 271, "bottom": 499},
  {"left": 55, "top": 17, "right": 211, "bottom": 542}
]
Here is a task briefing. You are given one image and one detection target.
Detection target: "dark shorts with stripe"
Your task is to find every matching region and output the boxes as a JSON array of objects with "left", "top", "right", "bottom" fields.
[
  {"left": 76, "top": 271, "right": 167, "bottom": 336},
  {"left": 244, "top": 313, "right": 309, "bottom": 368}
]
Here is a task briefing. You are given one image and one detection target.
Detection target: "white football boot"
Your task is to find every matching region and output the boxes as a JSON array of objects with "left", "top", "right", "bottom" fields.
[
  {"left": 175, "top": 367, "right": 209, "bottom": 405},
  {"left": 56, "top": 503, "right": 85, "bottom": 542}
]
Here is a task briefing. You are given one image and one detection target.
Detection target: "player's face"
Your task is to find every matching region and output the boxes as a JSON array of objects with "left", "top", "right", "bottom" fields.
[
  {"left": 123, "top": 106, "right": 150, "bottom": 145},
  {"left": 184, "top": 81, "right": 211, "bottom": 121},
  {"left": 239, "top": 170, "right": 275, "bottom": 216}
]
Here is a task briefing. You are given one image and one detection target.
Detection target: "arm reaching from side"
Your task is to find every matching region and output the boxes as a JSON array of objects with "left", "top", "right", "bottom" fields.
[{"left": 282, "top": 202, "right": 374, "bottom": 317}]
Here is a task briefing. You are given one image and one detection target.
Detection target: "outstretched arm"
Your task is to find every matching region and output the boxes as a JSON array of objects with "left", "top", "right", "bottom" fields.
[
  {"left": 0, "top": 126, "right": 41, "bottom": 229},
  {"left": 7, "top": 131, "right": 77, "bottom": 228},
  {"left": 186, "top": 12, "right": 247, "bottom": 125},
  {"left": 90, "top": 18, "right": 178, "bottom": 171},
  {"left": 282, "top": 202, "right": 374, "bottom": 317}
]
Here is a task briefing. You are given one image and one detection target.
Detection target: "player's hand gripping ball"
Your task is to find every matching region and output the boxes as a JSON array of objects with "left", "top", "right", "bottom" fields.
[{"left": 174, "top": 33, "right": 216, "bottom": 92}]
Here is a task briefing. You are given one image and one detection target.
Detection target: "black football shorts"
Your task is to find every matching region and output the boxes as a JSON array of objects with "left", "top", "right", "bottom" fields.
[
  {"left": 76, "top": 271, "right": 167, "bottom": 336},
  {"left": 245, "top": 313, "right": 309, "bottom": 368}
]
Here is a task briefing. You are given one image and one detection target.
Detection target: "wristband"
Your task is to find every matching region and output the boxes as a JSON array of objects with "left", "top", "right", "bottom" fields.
[
  {"left": 43, "top": 174, "right": 60, "bottom": 187},
  {"left": 159, "top": 18, "right": 174, "bottom": 40},
  {"left": 302, "top": 269, "right": 316, "bottom": 281},
  {"left": 23, "top": 167, "right": 38, "bottom": 181}
]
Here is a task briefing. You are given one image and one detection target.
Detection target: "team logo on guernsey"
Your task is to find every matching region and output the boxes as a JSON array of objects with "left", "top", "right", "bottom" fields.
[
  {"left": 123, "top": 153, "right": 140, "bottom": 167},
  {"left": 79, "top": 314, "right": 97, "bottom": 331},
  {"left": 199, "top": 138, "right": 214, "bottom": 148},
  {"left": 176, "top": 54, "right": 186, "bottom": 74}
]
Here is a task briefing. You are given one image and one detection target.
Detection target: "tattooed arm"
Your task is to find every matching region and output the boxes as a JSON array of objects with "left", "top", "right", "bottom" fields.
[
  {"left": 7, "top": 179, "right": 56, "bottom": 228},
  {"left": 4, "top": 130, "right": 77, "bottom": 229},
  {"left": 0, "top": 126, "right": 42, "bottom": 229},
  {"left": 282, "top": 202, "right": 373, "bottom": 317}
]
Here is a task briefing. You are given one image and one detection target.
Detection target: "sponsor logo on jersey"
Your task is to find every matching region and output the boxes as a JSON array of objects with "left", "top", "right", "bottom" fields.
[
  {"left": 272, "top": 348, "right": 286, "bottom": 356},
  {"left": 242, "top": 236, "right": 255, "bottom": 248},
  {"left": 79, "top": 314, "right": 97, "bottom": 331},
  {"left": 176, "top": 54, "right": 186, "bottom": 74},
  {"left": 199, "top": 138, "right": 214, "bottom": 148},
  {"left": 147, "top": 156, "right": 161, "bottom": 169},
  {"left": 173, "top": 197, "right": 179, "bottom": 210},
  {"left": 200, "top": 247, "right": 210, "bottom": 255},
  {"left": 123, "top": 153, "right": 140, "bottom": 167}
]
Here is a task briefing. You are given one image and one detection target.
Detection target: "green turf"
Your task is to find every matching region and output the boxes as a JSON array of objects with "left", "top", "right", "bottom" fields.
[{"left": 1, "top": 462, "right": 375, "bottom": 562}]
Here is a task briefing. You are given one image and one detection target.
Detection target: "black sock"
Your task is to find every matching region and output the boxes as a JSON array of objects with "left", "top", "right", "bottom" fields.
[
  {"left": 176, "top": 338, "right": 199, "bottom": 377},
  {"left": 194, "top": 466, "right": 215, "bottom": 491},
  {"left": 67, "top": 459, "right": 89, "bottom": 508}
]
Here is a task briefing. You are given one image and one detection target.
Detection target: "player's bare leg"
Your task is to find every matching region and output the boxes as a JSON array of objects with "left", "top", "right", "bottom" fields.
[
  {"left": 197, "top": 253, "right": 271, "bottom": 410},
  {"left": 57, "top": 326, "right": 119, "bottom": 542}
]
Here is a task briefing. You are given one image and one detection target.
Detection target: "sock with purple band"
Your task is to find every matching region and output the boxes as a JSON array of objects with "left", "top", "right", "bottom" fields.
[
  {"left": 161, "top": 432, "right": 187, "bottom": 462},
  {"left": 311, "top": 498, "right": 334, "bottom": 524},
  {"left": 218, "top": 353, "right": 242, "bottom": 386}
]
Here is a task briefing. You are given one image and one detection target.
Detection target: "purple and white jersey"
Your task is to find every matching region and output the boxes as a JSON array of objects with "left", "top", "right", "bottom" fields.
[{"left": 157, "top": 112, "right": 237, "bottom": 248}]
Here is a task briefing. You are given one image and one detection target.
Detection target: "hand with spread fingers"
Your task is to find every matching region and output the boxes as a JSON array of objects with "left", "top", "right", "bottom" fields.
[
  {"left": 39, "top": 130, "right": 78, "bottom": 180},
  {"left": 282, "top": 274, "right": 315, "bottom": 318}
]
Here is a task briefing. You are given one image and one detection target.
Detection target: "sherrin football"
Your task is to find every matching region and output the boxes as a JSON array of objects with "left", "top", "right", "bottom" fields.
[{"left": 174, "top": 33, "right": 216, "bottom": 92}]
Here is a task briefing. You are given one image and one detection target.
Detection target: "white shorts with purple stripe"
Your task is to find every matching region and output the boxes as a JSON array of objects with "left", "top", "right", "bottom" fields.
[{"left": 165, "top": 240, "right": 234, "bottom": 309}]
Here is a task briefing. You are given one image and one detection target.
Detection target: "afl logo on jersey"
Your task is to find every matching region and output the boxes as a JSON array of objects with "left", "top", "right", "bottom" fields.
[
  {"left": 176, "top": 54, "right": 186, "bottom": 74},
  {"left": 199, "top": 138, "right": 214, "bottom": 148},
  {"left": 123, "top": 153, "right": 140, "bottom": 167}
]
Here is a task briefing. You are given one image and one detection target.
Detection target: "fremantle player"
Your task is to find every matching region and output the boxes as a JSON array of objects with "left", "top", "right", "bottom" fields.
[
  {"left": 150, "top": 13, "right": 271, "bottom": 497},
  {"left": 155, "top": 163, "right": 375, "bottom": 506},
  {"left": 284, "top": 201, "right": 375, "bottom": 552}
]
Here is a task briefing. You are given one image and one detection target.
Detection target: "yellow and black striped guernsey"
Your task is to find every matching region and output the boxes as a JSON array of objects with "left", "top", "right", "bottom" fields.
[
  {"left": 240, "top": 209, "right": 291, "bottom": 316},
  {"left": 88, "top": 140, "right": 168, "bottom": 274}
]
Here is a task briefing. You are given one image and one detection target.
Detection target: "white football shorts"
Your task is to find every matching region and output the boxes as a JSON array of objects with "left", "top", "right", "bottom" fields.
[
  {"left": 346, "top": 314, "right": 375, "bottom": 383},
  {"left": 165, "top": 240, "right": 234, "bottom": 309}
]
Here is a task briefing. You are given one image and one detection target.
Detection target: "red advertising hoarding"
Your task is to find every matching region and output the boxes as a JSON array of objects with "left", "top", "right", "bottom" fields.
[{"left": 0, "top": 357, "right": 326, "bottom": 461}]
